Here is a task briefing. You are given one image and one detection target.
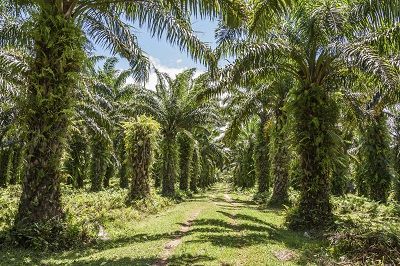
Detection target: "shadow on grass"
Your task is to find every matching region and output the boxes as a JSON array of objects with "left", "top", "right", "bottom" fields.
[
  {"left": 0, "top": 185, "right": 323, "bottom": 266},
  {"left": 185, "top": 209, "right": 325, "bottom": 265},
  {"left": 0, "top": 228, "right": 185, "bottom": 265},
  {"left": 168, "top": 254, "right": 214, "bottom": 266}
]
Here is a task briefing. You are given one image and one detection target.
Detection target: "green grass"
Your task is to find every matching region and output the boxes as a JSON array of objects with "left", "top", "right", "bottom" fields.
[
  {"left": 0, "top": 183, "right": 324, "bottom": 265},
  {"left": 170, "top": 184, "right": 323, "bottom": 266},
  {"left": 5, "top": 182, "right": 398, "bottom": 265}
]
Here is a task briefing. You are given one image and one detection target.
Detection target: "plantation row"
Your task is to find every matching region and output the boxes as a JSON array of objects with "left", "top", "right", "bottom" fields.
[
  {"left": 0, "top": 0, "right": 400, "bottom": 263},
  {"left": 1, "top": 60, "right": 220, "bottom": 196}
]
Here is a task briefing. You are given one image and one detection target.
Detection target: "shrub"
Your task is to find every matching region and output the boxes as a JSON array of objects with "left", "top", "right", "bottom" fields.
[
  {"left": 328, "top": 195, "right": 400, "bottom": 264},
  {"left": 0, "top": 184, "right": 174, "bottom": 250}
]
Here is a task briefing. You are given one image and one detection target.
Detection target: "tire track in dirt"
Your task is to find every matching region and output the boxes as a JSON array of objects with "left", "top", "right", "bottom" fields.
[{"left": 152, "top": 209, "right": 202, "bottom": 266}]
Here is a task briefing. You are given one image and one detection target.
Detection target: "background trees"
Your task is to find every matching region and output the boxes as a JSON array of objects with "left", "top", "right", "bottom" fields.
[
  {"left": 0, "top": 0, "right": 399, "bottom": 257},
  {"left": 3, "top": 0, "right": 245, "bottom": 244},
  {"left": 133, "top": 69, "right": 218, "bottom": 196},
  {"left": 212, "top": 0, "right": 400, "bottom": 229}
]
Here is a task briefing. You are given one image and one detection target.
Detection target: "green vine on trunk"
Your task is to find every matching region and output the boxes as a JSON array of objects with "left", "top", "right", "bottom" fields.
[
  {"left": 124, "top": 115, "right": 160, "bottom": 201},
  {"left": 12, "top": 4, "right": 85, "bottom": 248},
  {"left": 287, "top": 84, "right": 339, "bottom": 230}
]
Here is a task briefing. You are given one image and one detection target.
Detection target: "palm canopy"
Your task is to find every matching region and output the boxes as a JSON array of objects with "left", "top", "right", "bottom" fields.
[
  {"left": 3, "top": 0, "right": 248, "bottom": 81},
  {"left": 222, "top": 74, "right": 293, "bottom": 143},
  {"left": 133, "top": 69, "right": 218, "bottom": 138},
  {"left": 213, "top": 0, "right": 399, "bottom": 96}
]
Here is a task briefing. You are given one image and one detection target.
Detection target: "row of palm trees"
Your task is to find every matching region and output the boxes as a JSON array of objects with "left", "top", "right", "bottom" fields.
[
  {"left": 216, "top": 0, "right": 400, "bottom": 229},
  {"left": 0, "top": 0, "right": 399, "bottom": 246},
  {"left": 0, "top": 0, "right": 240, "bottom": 246}
]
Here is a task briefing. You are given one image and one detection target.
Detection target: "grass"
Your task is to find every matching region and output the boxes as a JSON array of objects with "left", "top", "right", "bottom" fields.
[
  {"left": 3, "top": 182, "right": 398, "bottom": 265},
  {"left": 0, "top": 183, "right": 324, "bottom": 265},
  {"left": 170, "top": 184, "right": 324, "bottom": 266}
]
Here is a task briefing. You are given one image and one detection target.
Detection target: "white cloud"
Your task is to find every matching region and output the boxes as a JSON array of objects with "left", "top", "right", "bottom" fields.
[
  {"left": 146, "top": 56, "right": 186, "bottom": 90},
  {"left": 126, "top": 56, "right": 205, "bottom": 91},
  {"left": 176, "top": 59, "right": 183, "bottom": 64}
]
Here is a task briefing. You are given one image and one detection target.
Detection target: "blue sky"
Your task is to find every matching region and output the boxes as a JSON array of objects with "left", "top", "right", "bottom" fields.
[{"left": 94, "top": 18, "right": 219, "bottom": 89}]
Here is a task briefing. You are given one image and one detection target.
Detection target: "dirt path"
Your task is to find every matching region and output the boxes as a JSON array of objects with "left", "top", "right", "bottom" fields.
[{"left": 152, "top": 209, "right": 203, "bottom": 266}]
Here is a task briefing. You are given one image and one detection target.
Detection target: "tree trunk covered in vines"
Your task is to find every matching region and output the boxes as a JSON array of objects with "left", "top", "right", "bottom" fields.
[
  {"left": 13, "top": 3, "right": 85, "bottom": 245},
  {"left": 153, "top": 155, "right": 162, "bottom": 189},
  {"left": 199, "top": 157, "right": 209, "bottom": 189},
  {"left": 124, "top": 116, "right": 159, "bottom": 201},
  {"left": 161, "top": 134, "right": 178, "bottom": 196},
  {"left": 90, "top": 139, "right": 108, "bottom": 192},
  {"left": 0, "top": 148, "right": 10, "bottom": 187},
  {"left": 66, "top": 132, "right": 88, "bottom": 188},
  {"left": 270, "top": 109, "right": 289, "bottom": 206},
  {"left": 287, "top": 84, "right": 338, "bottom": 230},
  {"left": 190, "top": 147, "right": 200, "bottom": 192},
  {"left": 234, "top": 140, "right": 256, "bottom": 189},
  {"left": 178, "top": 134, "right": 193, "bottom": 191},
  {"left": 118, "top": 139, "right": 128, "bottom": 189},
  {"left": 394, "top": 116, "right": 400, "bottom": 202},
  {"left": 358, "top": 113, "right": 392, "bottom": 202},
  {"left": 331, "top": 131, "right": 351, "bottom": 196},
  {"left": 254, "top": 116, "right": 270, "bottom": 193},
  {"left": 103, "top": 164, "right": 114, "bottom": 188},
  {"left": 10, "top": 145, "right": 25, "bottom": 185}
]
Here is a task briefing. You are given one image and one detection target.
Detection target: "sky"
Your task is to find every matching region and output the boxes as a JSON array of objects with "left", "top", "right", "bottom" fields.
[{"left": 94, "top": 18, "right": 219, "bottom": 90}]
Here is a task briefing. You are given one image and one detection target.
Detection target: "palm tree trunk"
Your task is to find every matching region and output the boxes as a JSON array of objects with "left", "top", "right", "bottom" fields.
[
  {"left": 90, "top": 139, "right": 107, "bottom": 191},
  {"left": 161, "top": 135, "right": 178, "bottom": 196},
  {"left": 270, "top": 111, "right": 289, "bottom": 206},
  {"left": 13, "top": 4, "right": 85, "bottom": 244},
  {"left": 178, "top": 134, "right": 193, "bottom": 191},
  {"left": 103, "top": 163, "right": 114, "bottom": 188},
  {"left": 359, "top": 113, "right": 392, "bottom": 202},
  {"left": 255, "top": 116, "right": 270, "bottom": 193},
  {"left": 118, "top": 140, "right": 129, "bottom": 189},
  {"left": 394, "top": 116, "right": 400, "bottom": 202},
  {"left": 331, "top": 131, "right": 351, "bottom": 196},
  {"left": 10, "top": 145, "right": 24, "bottom": 185},
  {"left": 0, "top": 148, "right": 10, "bottom": 187},
  {"left": 190, "top": 148, "right": 200, "bottom": 192},
  {"left": 288, "top": 84, "right": 337, "bottom": 230}
]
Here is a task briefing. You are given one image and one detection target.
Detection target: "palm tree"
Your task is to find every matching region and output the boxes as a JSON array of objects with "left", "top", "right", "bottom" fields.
[
  {"left": 223, "top": 84, "right": 271, "bottom": 193},
  {"left": 5, "top": 0, "right": 246, "bottom": 244},
  {"left": 0, "top": 5, "right": 29, "bottom": 188},
  {"left": 86, "top": 57, "right": 140, "bottom": 191},
  {"left": 222, "top": 75, "right": 292, "bottom": 202},
  {"left": 214, "top": 0, "right": 399, "bottom": 229},
  {"left": 393, "top": 109, "right": 400, "bottom": 202},
  {"left": 178, "top": 132, "right": 194, "bottom": 191},
  {"left": 196, "top": 128, "right": 225, "bottom": 189},
  {"left": 344, "top": 72, "right": 398, "bottom": 202},
  {"left": 229, "top": 122, "right": 257, "bottom": 189},
  {"left": 133, "top": 69, "right": 218, "bottom": 196}
]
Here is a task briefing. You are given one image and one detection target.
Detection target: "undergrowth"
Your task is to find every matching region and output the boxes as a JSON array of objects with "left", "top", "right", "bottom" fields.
[
  {"left": 0, "top": 184, "right": 174, "bottom": 250},
  {"left": 329, "top": 195, "right": 400, "bottom": 265}
]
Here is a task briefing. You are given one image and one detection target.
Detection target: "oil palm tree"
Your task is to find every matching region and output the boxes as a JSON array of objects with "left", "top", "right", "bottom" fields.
[
  {"left": 223, "top": 84, "right": 271, "bottom": 193},
  {"left": 213, "top": 0, "right": 399, "bottom": 229},
  {"left": 4, "top": 0, "right": 246, "bottom": 242},
  {"left": 196, "top": 127, "right": 225, "bottom": 189},
  {"left": 133, "top": 69, "right": 218, "bottom": 196},
  {"left": 223, "top": 75, "right": 292, "bottom": 203},
  {"left": 85, "top": 57, "right": 140, "bottom": 191},
  {"left": 343, "top": 71, "right": 399, "bottom": 202}
]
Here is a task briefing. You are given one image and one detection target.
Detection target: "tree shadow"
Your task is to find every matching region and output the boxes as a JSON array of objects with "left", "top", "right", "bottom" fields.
[
  {"left": 185, "top": 209, "right": 324, "bottom": 265},
  {"left": 168, "top": 254, "right": 214, "bottom": 266},
  {"left": 69, "top": 256, "right": 157, "bottom": 266},
  {"left": 0, "top": 228, "right": 183, "bottom": 265}
]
